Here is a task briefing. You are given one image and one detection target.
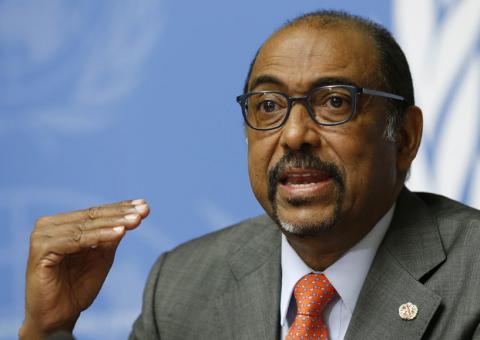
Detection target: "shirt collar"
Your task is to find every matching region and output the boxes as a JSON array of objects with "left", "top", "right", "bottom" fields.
[{"left": 280, "top": 204, "right": 395, "bottom": 326}]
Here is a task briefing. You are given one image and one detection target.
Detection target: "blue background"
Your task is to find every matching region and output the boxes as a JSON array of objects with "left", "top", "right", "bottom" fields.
[{"left": 1, "top": 1, "right": 478, "bottom": 339}]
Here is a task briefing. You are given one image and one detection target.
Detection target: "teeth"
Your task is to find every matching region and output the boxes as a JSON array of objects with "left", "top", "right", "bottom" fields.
[
  {"left": 289, "top": 182, "right": 318, "bottom": 187},
  {"left": 288, "top": 173, "right": 316, "bottom": 177}
]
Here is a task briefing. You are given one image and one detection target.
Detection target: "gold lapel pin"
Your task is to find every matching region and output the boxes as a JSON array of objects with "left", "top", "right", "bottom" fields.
[{"left": 399, "top": 302, "right": 418, "bottom": 320}]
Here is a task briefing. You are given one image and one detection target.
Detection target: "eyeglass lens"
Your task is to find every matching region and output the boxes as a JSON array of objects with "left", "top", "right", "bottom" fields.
[{"left": 244, "top": 86, "right": 354, "bottom": 129}]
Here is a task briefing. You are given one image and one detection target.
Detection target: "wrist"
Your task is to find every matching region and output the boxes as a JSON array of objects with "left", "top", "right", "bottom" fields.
[
  {"left": 19, "top": 315, "right": 77, "bottom": 340},
  {"left": 18, "top": 320, "right": 44, "bottom": 340}
]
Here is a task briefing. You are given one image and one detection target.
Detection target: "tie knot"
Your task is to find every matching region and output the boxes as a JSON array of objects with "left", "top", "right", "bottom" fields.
[{"left": 293, "top": 273, "right": 337, "bottom": 316}]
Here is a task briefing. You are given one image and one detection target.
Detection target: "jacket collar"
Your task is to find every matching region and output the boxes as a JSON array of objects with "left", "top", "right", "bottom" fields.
[
  {"left": 215, "top": 215, "right": 282, "bottom": 340},
  {"left": 345, "top": 187, "right": 446, "bottom": 339},
  {"left": 216, "top": 188, "right": 447, "bottom": 339}
]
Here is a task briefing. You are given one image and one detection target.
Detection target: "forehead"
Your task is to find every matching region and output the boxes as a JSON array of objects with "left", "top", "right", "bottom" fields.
[{"left": 250, "top": 25, "right": 380, "bottom": 91}]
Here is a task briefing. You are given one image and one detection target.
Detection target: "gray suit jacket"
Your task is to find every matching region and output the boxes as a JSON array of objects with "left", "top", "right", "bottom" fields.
[{"left": 130, "top": 189, "right": 480, "bottom": 339}]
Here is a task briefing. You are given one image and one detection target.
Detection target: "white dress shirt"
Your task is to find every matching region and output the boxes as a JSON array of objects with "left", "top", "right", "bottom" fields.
[{"left": 280, "top": 205, "right": 395, "bottom": 340}]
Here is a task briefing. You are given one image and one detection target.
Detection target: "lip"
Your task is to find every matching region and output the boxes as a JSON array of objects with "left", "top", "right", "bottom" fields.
[{"left": 277, "top": 168, "right": 334, "bottom": 199}]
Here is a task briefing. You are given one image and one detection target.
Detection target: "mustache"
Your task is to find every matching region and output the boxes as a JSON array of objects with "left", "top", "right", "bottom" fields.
[{"left": 268, "top": 150, "right": 344, "bottom": 189}]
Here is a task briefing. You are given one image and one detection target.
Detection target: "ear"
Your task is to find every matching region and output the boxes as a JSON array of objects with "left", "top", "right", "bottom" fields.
[{"left": 396, "top": 105, "right": 423, "bottom": 173}]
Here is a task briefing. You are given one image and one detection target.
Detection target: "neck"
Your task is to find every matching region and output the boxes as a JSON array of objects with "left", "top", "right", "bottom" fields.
[
  {"left": 284, "top": 195, "right": 400, "bottom": 271},
  {"left": 285, "top": 232, "right": 360, "bottom": 271},
  {"left": 281, "top": 183, "right": 404, "bottom": 271}
]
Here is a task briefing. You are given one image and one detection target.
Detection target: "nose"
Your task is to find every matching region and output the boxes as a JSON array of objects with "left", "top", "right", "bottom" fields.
[{"left": 279, "top": 101, "right": 322, "bottom": 151}]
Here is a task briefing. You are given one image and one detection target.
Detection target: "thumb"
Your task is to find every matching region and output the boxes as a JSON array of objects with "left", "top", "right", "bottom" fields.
[{"left": 95, "top": 228, "right": 126, "bottom": 260}]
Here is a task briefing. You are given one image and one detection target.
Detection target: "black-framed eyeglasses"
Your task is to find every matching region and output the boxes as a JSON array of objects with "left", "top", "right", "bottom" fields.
[{"left": 236, "top": 84, "right": 404, "bottom": 131}]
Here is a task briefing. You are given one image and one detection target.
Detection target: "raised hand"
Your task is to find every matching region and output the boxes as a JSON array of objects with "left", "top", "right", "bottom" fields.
[{"left": 19, "top": 199, "right": 150, "bottom": 339}]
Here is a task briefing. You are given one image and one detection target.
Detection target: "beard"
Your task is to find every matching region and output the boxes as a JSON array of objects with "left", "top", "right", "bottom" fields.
[{"left": 267, "top": 150, "right": 345, "bottom": 236}]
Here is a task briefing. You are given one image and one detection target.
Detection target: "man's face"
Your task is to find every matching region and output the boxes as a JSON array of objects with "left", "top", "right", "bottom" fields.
[{"left": 247, "top": 26, "right": 402, "bottom": 238}]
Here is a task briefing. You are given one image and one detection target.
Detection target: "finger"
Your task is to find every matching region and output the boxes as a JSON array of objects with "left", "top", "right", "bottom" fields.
[
  {"left": 52, "top": 214, "right": 143, "bottom": 232},
  {"left": 58, "top": 199, "right": 148, "bottom": 223},
  {"left": 32, "top": 213, "right": 144, "bottom": 250},
  {"left": 37, "top": 199, "right": 149, "bottom": 225},
  {"left": 32, "top": 226, "right": 127, "bottom": 263}
]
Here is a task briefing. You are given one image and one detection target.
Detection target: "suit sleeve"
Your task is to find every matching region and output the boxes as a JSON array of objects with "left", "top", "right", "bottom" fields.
[
  {"left": 473, "top": 323, "right": 480, "bottom": 339},
  {"left": 129, "top": 252, "right": 168, "bottom": 340}
]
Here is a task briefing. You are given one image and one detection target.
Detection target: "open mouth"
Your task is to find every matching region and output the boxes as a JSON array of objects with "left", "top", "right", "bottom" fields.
[
  {"left": 267, "top": 152, "right": 344, "bottom": 208},
  {"left": 279, "top": 168, "right": 333, "bottom": 187},
  {"left": 275, "top": 167, "right": 336, "bottom": 202}
]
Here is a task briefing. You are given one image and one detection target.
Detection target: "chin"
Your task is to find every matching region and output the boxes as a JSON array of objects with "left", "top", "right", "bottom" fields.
[{"left": 277, "top": 215, "right": 337, "bottom": 236}]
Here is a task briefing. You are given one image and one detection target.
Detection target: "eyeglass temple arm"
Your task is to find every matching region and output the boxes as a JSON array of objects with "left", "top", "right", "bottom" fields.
[{"left": 362, "top": 88, "right": 404, "bottom": 101}]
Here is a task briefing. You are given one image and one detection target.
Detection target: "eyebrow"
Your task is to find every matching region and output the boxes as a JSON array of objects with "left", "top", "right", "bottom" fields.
[
  {"left": 249, "top": 75, "right": 284, "bottom": 91},
  {"left": 249, "top": 74, "right": 361, "bottom": 92}
]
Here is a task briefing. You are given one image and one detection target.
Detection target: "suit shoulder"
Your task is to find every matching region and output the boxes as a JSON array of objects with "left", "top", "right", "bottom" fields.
[
  {"left": 155, "top": 214, "right": 278, "bottom": 271},
  {"left": 415, "top": 191, "right": 480, "bottom": 221},
  {"left": 415, "top": 191, "right": 480, "bottom": 251}
]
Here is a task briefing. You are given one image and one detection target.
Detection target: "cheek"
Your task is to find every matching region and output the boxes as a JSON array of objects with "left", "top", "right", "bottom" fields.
[
  {"left": 332, "top": 112, "right": 394, "bottom": 175},
  {"left": 337, "top": 132, "right": 397, "bottom": 202},
  {"left": 247, "top": 153, "right": 267, "bottom": 192},
  {"left": 247, "top": 133, "right": 280, "bottom": 211}
]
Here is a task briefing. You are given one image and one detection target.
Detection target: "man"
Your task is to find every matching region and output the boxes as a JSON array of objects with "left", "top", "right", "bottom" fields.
[{"left": 20, "top": 10, "right": 480, "bottom": 340}]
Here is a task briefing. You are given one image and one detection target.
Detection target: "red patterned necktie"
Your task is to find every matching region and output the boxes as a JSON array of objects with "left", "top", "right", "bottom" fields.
[{"left": 286, "top": 273, "right": 337, "bottom": 340}]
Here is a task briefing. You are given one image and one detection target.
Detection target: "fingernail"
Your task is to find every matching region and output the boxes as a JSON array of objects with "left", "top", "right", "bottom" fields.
[
  {"left": 132, "top": 199, "right": 145, "bottom": 205},
  {"left": 113, "top": 226, "right": 125, "bottom": 233},
  {"left": 124, "top": 214, "right": 138, "bottom": 221},
  {"left": 134, "top": 204, "right": 148, "bottom": 213}
]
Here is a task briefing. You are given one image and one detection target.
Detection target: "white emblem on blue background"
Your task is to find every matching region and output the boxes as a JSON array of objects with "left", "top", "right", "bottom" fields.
[{"left": 394, "top": 0, "right": 480, "bottom": 205}]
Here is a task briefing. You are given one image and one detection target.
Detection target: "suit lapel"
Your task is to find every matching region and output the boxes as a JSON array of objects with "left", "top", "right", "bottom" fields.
[
  {"left": 345, "top": 188, "right": 446, "bottom": 339},
  {"left": 215, "top": 216, "right": 281, "bottom": 340}
]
